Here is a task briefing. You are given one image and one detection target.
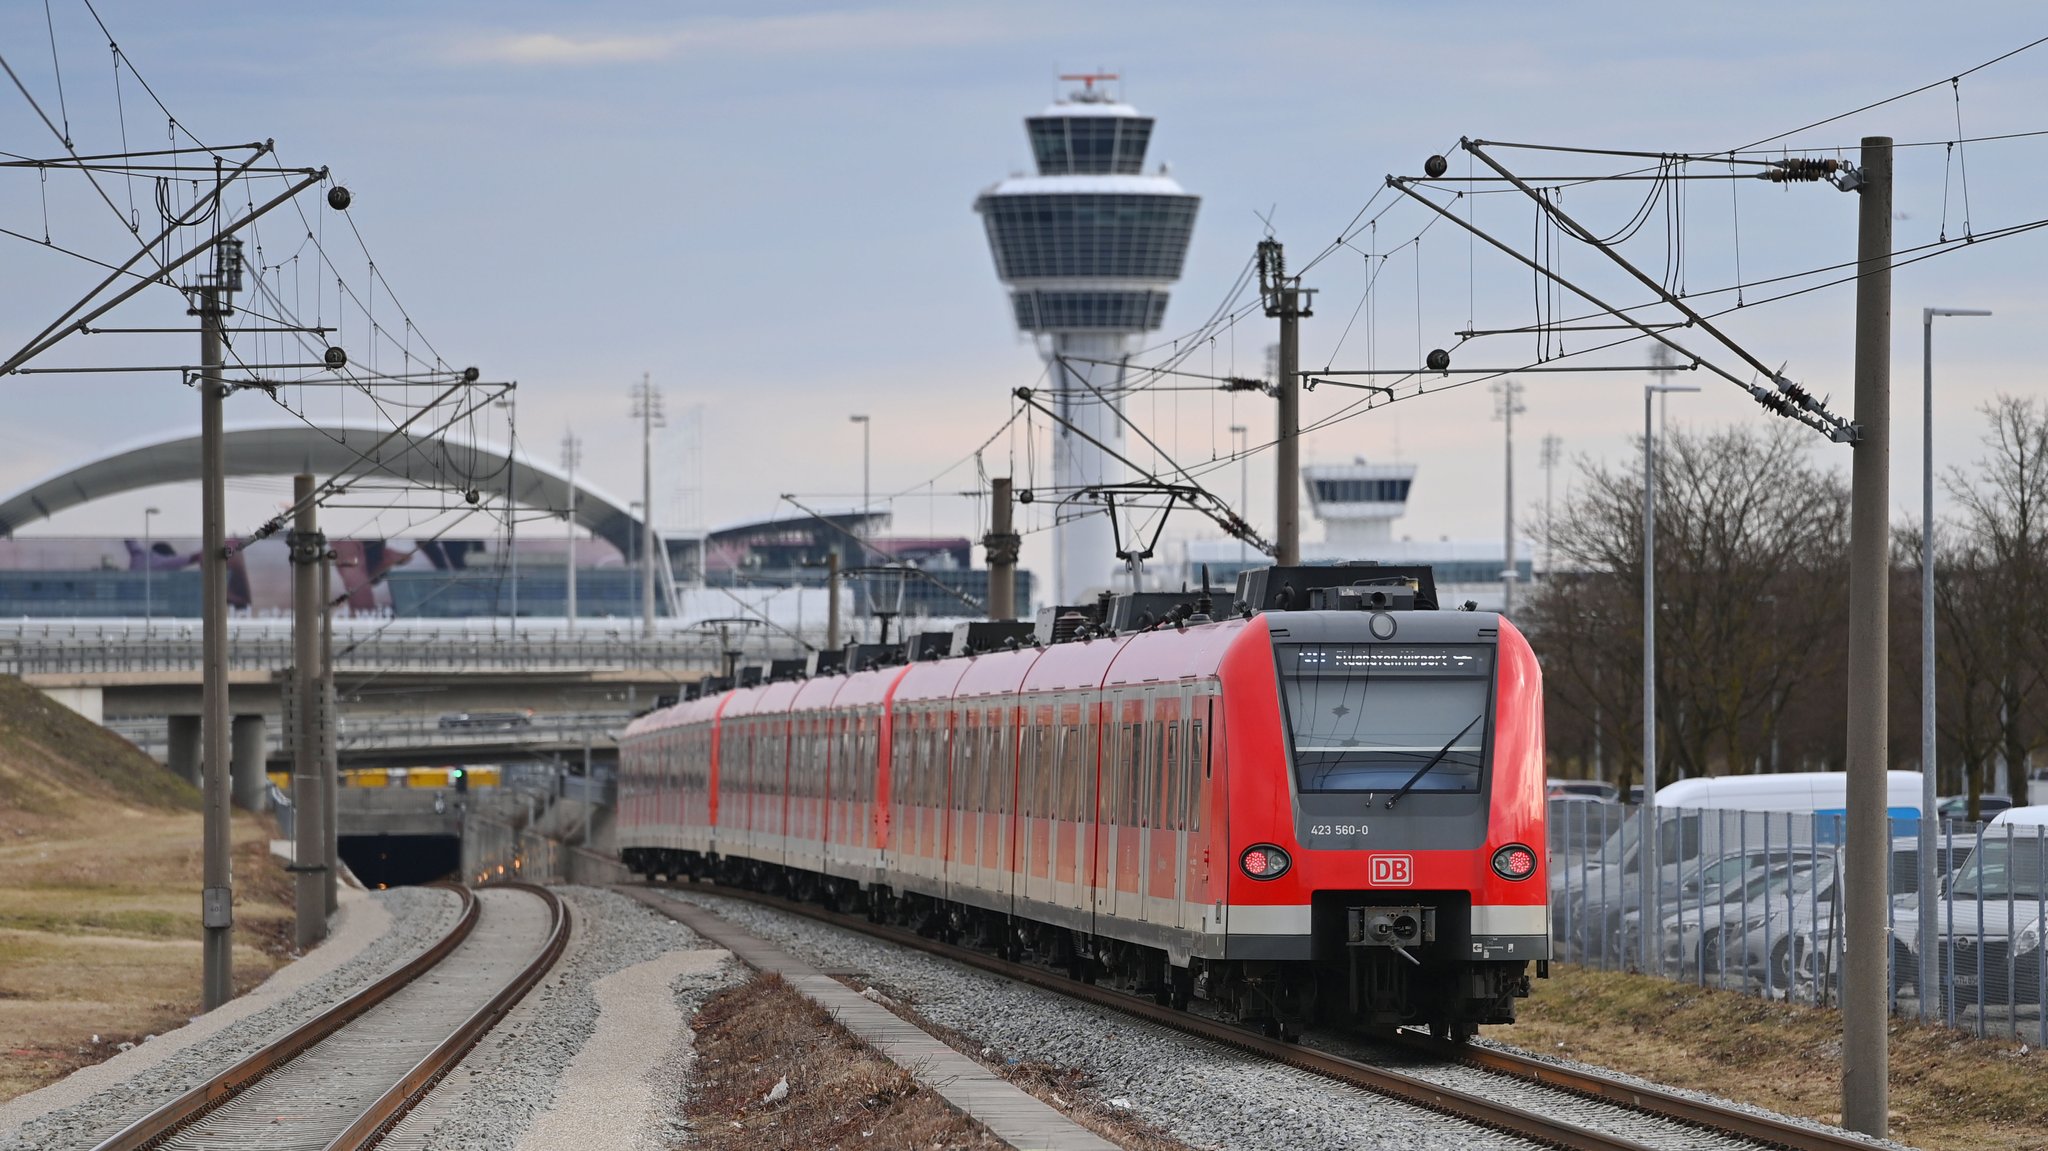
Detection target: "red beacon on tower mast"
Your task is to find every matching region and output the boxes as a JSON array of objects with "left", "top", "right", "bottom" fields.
[{"left": 1058, "top": 72, "right": 1119, "bottom": 100}]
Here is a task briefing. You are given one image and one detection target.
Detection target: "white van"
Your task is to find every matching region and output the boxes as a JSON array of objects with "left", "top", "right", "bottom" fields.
[
  {"left": 1652, "top": 771, "right": 1924, "bottom": 821},
  {"left": 1560, "top": 771, "right": 1925, "bottom": 924}
]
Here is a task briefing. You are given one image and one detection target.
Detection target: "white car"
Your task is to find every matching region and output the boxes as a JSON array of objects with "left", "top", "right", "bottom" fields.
[{"left": 1890, "top": 806, "right": 2047, "bottom": 1007}]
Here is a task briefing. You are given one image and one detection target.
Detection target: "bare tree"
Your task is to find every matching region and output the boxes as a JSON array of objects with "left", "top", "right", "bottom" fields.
[
  {"left": 1526, "top": 424, "right": 1850, "bottom": 786},
  {"left": 1942, "top": 395, "right": 2048, "bottom": 807}
]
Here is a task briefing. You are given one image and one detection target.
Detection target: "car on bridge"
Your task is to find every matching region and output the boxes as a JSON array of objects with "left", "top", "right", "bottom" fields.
[{"left": 437, "top": 709, "right": 535, "bottom": 730}]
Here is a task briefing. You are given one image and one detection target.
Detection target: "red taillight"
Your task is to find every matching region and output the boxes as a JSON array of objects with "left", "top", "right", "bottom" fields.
[
  {"left": 1240, "top": 844, "right": 1290, "bottom": 880},
  {"left": 1492, "top": 843, "right": 1537, "bottom": 880}
]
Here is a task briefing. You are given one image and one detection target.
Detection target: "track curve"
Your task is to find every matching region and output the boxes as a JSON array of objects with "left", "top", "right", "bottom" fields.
[{"left": 90, "top": 883, "right": 569, "bottom": 1151}]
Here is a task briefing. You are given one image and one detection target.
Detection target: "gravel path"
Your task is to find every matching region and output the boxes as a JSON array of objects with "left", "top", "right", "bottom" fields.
[
  {"left": 380, "top": 886, "right": 737, "bottom": 1151},
  {"left": 0, "top": 885, "right": 461, "bottom": 1151},
  {"left": 658, "top": 890, "right": 1542, "bottom": 1151}
]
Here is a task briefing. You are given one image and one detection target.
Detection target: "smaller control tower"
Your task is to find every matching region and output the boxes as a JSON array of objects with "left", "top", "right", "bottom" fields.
[{"left": 976, "top": 75, "right": 1200, "bottom": 601}]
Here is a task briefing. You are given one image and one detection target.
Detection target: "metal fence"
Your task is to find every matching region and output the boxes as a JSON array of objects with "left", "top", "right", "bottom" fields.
[{"left": 1548, "top": 801, "right": 2046, "bottom": 1042}]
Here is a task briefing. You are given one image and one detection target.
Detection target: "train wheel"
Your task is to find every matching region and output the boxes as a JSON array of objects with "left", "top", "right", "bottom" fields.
[
  {"left": 1428, "top": 1019, "right": 1473, "bottom": 1043},
  {"left": 1170, "top": 966, "right": 1194, "bottom": 1011}
]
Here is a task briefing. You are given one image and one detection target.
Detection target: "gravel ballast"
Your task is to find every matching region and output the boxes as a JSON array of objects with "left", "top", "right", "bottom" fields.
[
  {"left": 658, "top": 889, "right": 1542, "bottom": 1151},
  {"left": 380, "top": 885, "right": 737, "bottom": 1151},
  {"left": 0, "top": 885, "right": 461, "bottom": 1151}
]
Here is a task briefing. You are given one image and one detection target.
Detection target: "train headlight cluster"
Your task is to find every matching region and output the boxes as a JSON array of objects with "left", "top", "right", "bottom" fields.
[
  {"left": 1240, "top": 844, "right": 1291, "bottom": 880},
  {"left": 1491, "top": 844, "right": 1538, "bottom": 881}
]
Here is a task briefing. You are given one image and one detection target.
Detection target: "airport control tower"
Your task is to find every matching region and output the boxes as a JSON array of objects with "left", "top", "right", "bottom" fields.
[{"left": 975, "top": 75, "right": 1200, "bottom": 601}]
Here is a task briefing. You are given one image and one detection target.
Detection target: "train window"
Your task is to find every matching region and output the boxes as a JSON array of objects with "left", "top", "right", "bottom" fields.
[
  {"left": 1123, "top": 722, "right": 1142, "bottom": 825},
  {"left": 1275, "top": 643, "right": 1494, "bottom": 794}
]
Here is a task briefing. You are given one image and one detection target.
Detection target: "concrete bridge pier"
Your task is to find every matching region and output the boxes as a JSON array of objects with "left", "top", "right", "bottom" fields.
[
  {"left": 231, "top": 714, "right": 268, "bottom": 811},
  {"left": 167, "top": 715, "right": 201, "bottom": 788}
]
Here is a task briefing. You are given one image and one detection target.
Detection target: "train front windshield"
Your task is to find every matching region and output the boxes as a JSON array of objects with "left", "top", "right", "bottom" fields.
[{"left": 1276, "top": 643, "right": 1493, "bottom": 794}]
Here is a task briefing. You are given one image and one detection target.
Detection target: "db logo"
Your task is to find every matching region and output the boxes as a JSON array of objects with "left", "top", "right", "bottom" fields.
[{"left": 1368, "top": 854, "right": 1414, "bottom": 886}]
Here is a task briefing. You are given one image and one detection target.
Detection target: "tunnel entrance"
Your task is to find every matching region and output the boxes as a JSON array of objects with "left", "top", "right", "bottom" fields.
[{"left": 339, "top": 833, "right": 461, "bottom": 888}]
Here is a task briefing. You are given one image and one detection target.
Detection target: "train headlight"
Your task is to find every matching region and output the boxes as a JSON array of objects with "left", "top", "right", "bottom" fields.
[
  {"left": 1491, "top": 843, "right": 1538, "bottom": 881},
  {"left": 1240, "top": 844, "right": 1291, "bottom": 880}
]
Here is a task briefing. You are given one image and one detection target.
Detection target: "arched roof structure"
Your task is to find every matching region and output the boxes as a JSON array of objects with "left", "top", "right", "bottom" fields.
[{"left": 0, "top": 420, "right": 649, "bottom": 556}]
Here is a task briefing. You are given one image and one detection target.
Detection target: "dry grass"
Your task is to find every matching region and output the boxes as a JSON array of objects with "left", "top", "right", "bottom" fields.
[
  {"left": 683, "top": 971, "right": 1005, "bottom": 1150},
  {"left": 0, "top": 675, "right": 294, "bottom": 1101},
  {"left": 1501, "top": 963, "right": 2048, "bottom": 1150}
]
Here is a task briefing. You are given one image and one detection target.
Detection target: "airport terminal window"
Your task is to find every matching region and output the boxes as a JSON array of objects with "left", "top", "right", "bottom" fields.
[{"left": 1276, "top": 644, "right": 1494, "bottom": 794}]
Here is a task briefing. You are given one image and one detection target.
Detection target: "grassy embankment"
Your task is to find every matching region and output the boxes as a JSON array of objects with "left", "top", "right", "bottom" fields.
[
  {"left": 1505, "top": 964, "right": 2046, "bottom": 1151},
  {"left": 0, "top": 675, "right": 292, "bottom": 1101}
]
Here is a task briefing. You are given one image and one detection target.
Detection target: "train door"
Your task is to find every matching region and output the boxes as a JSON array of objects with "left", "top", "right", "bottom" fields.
[
  {"left": 1021, "top": 701, "right": 1056, "bottom": 909},
  {"left": 1145, "top": 688, "right": 1183, "bottom": 928},
  {"left": 1102, "top": 691, "right": 1142, "bottom": 922},
  {"left": 979, "top": 703, "right": 1011, "bottom": 900}
]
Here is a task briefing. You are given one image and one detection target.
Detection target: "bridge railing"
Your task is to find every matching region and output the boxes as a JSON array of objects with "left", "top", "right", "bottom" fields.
[
  {"left": 0, "top": 620, "right": 720, "bottom": 674},
  {"left": 109, "top": 711, "right": 635, "bottom": 758}
]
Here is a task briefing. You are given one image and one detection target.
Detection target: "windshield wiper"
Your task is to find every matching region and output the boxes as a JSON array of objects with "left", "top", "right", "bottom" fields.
[{"left": 1384, "top": 713, "right": 1482, "bottom": 809}]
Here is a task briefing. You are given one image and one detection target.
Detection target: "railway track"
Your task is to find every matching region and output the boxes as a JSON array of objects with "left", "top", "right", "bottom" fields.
[
  {"left": 628, "top": 880, "right": 1883, "bottom": 1151},
  {"left": 89, "top": 883, "right": 569, "bottom": 1151}
]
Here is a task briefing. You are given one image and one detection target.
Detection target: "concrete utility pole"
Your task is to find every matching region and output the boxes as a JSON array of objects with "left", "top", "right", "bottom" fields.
[
  {"left": 196, "top": 240, "right": 239, "bottom": 1011},
  {"left": 631, "top": 374, "right": 664, "bottom": 639},
  {"left": 143, "top": 506, "right": 159, "bottom": 627},
  {"left": 985, "top": 477, "right": 1019, "bottom": 621},
  {"left": 826, "top": 550, "right": 842, "bottom": 650},
  {"left": 289, "top": 475, "right": 326, "bottom": 950},
  {"left": 319, "top": 555, "right": 337, "bottom": 916},
  {"left": 499, "top": 392, "right": 518, "bottom": 632},
  {"left": 1917, "top": 305, "right": 1989, "bottom": 1018},
  {"left": 562, "top": 429, "right": 582, "bottom": 631},
  {"left": 1493, "top": 379, "right": 1526, "bottom": 615},
  {"left": 1259, "top": 240, "right": 1309, "bottom": 565},
  {"left": 851, "top": 414, "right": 872, "bottom": 527},
  {"left": 1641, "top": 379, "right": 1699, "bottom": 977},
  {"left": 1842, "top": 136, "right": 1893, "bottom": 1140}
]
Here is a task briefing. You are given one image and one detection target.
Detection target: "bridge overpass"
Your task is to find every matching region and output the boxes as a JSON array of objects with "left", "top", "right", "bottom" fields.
[{"left": 110, "top": 711, "right": 632, "bottom": 770}]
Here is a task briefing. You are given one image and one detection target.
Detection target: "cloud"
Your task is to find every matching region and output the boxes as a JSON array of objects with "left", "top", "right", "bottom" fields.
[
  {"left": 465, "top": 31, "right": 681, "bottom": 66},
  {"left": 450, "top": 8, "right": 1009, "bottom": 68}
]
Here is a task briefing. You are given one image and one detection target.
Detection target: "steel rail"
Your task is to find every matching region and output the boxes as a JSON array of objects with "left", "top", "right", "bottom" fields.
[
  {"left": 1389, "top": 1034, "right": 1882, "bottom": 1151},
  {"left": 88, "top": 884, "right": 481, "bottom": 1151},
  {"left": 622, "top": 882, "right": 1674, "bottom": 1151},
  {"left": 326, "top": 882, "right": 572, "bottom": 1149}
]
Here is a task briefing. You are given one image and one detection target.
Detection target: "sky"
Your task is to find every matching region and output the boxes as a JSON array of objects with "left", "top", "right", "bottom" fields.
[{"left": 2, "top": 1, "right": 2045, "bottom": 591}]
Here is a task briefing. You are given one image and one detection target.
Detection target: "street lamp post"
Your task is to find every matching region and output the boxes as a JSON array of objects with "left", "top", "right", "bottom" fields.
[
  {"left": 1919, "top": 305, "right": 1990, "bottom": 1019},
  {"left": 1230, "top": 425, "right": 1249, "bottom": 566},
  {"left": 142, "top": 506, "right": 160, "bottom": 629},
  {"left": 850, "top": 415, "right": 871, "bottom": 531},
  {"left": 1641, "top": 380, "right": 1699, "bottom": 976}
]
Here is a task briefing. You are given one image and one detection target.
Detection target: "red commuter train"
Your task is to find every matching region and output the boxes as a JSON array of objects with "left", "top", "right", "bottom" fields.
[{"left": 618, "top": 565, "right": 1548, "bottom": 1037}]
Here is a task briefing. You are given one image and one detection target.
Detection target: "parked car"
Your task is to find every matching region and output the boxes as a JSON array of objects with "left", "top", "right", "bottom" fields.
[
  {"left": 1889, "top": 806, "right": 2047, "bottom": 1008},
  {"left": 1938, "top": 794, "right": 2012, "bottom": 822},
  {"left": 1548, "top": 778, "right": 1620, "bottom": 803},
  {"left": 1732, "top": 833, "right": 1981, "bottom": 1002}
]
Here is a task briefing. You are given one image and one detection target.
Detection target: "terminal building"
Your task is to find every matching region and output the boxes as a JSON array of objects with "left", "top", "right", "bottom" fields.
[{"left": 1183, "top": 459, "right": 1534, "bottom": 612}]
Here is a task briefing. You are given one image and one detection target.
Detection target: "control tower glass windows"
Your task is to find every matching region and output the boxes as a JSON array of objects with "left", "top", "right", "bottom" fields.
[
  {"left": 1026, "top": 115, "right": 1153, "bottom": 175},
  {"left": 1011, "top": 289, "right": 1171, "bottom": 332},
  {"left": 1312, "top": 478, "right": 1413, "bottom": 504},
  {"left": 978, "top": 193, "right": 1199, "bottom": 281}
]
